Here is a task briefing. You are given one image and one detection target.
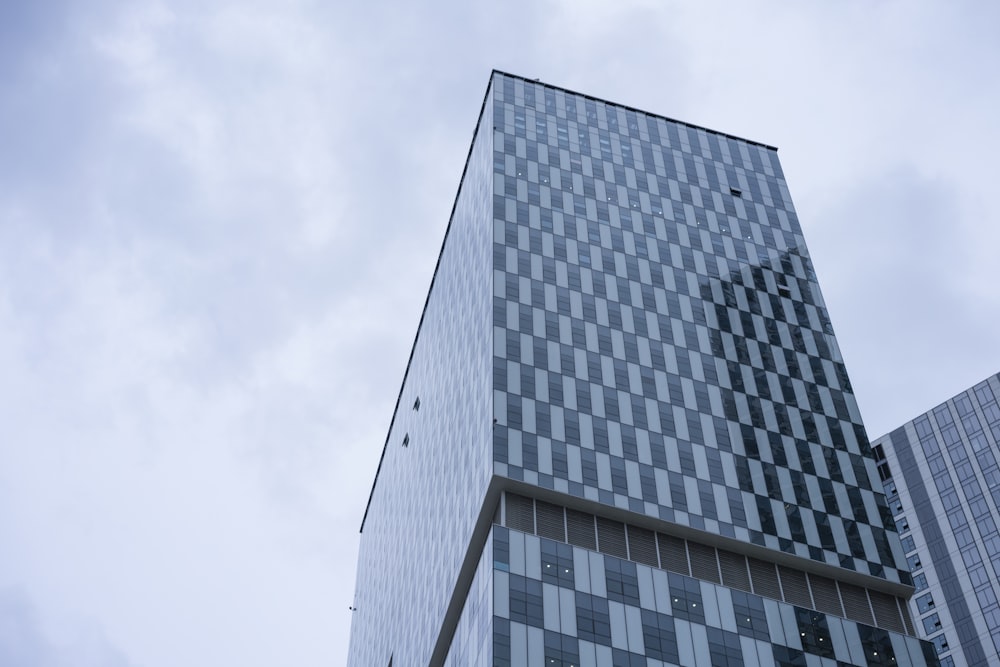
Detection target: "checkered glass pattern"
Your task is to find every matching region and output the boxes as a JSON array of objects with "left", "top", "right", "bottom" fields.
[{"left": 489, "top": 72, "right": 904, "bottom": 584}]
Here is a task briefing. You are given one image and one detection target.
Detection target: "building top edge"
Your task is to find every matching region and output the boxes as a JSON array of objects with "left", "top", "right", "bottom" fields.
[
  {"left": 870, "top": 369, "right": 1000, "bottom": 443},
  {"left": 491, "top": 69, "right": 779, "bottom": 152}
]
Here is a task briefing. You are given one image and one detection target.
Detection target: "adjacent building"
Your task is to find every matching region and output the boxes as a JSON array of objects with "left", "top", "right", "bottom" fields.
[
  {"left": 872, "top": 372, "right": 1000, "bottom": 667},
  {"left": 347, "top": 71, "right": 937, "bottom": 666}
]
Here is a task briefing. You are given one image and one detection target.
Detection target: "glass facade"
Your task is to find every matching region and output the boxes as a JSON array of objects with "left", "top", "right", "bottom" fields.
[
  {"left": 348, "top": 71, "right": 937, "bottom": 666},
  {"left": 346, "top": 86, "right": 496, "bottom": 667},
  {"left": 486, "top": 521, "right": 931, "bottom": 666},
  {"left": 873, "top": 373, "right": 1000, "bottom": 667}
]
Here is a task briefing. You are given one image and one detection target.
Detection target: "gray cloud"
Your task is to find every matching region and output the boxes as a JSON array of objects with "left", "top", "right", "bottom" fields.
[
  {"left": 0, "top": 1, "right": 997, "bottom": 665},
  {"left": 0, "top": 588, "right": 133, "bottom": 667},
  {"left": 807, "top": 165, "right": 1000, "bottom": 436}
]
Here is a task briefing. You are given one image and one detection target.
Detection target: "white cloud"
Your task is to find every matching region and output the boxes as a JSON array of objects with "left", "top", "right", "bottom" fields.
[
  {"left": 1, "top": 1, "right": 998, "bottom": 665},
  {"left": 0, "top": 588, "right": 133, "bottom": 667}
]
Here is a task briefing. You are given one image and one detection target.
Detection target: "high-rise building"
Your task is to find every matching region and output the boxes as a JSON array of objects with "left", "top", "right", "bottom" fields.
[
  {"left": 347, "top": 71, "right": 937, "bottom": 666},
  {"left": 872, "top": 372, "right": 1000, "bottom": 667}
]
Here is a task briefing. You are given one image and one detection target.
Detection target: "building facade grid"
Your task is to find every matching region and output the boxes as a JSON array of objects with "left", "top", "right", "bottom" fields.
[
  {"left": 348, "top": 71, "right": 938, "bottom": 667},
  {"left": 874, "top": 372, "right": 1000, "bottom": 667},
  {"left": 489, "top": 72, "right": 906, "bottom": 583}
]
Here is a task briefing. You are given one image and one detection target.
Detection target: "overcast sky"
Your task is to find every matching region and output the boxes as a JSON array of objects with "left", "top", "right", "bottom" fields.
[{"left": 1, "top": 1, "right": 998, "bottom": 665}]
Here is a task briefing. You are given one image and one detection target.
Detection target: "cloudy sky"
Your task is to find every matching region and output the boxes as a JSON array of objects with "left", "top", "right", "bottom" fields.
[{"left": 1, "top": 1, "right": 997, "bottom": 665}]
